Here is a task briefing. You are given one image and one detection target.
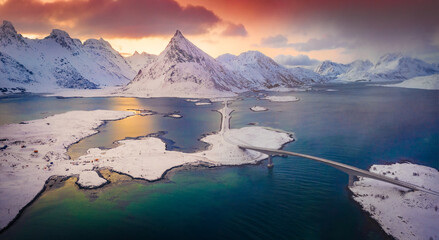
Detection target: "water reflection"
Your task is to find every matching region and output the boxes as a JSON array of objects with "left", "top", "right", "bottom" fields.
[
  {"left": 67, "top": 115, "right": 156, "bottom": 159},
  {"left": 64, "top": 97, "right": 221, "bottom": 159}
]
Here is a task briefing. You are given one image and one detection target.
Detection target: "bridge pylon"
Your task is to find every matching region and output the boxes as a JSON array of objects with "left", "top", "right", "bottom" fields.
[
  {"left": 348, "top": 174, "right": 355, "bottom": 187},
  {"left": 267, "top": 155, "right": 274, "bottom": 168}
]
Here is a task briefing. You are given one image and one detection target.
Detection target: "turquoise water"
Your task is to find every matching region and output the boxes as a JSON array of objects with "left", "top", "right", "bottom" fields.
[{"left": 0, "top": 84, "right": 438, "bottom": 239}]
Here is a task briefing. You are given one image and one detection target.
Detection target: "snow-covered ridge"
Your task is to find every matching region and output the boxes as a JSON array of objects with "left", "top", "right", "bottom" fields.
[
  {"left": 314, "top": 53, "right": 439, "bottom": 83},
  {"left": 0, "top": 20, "right": 137, "bottom": 93},
  {"left": 350, "top": 163, "right": 439, "bottom": 240},
  {"left": 125, "top": 51, "right": 157, "bottom": 73}
]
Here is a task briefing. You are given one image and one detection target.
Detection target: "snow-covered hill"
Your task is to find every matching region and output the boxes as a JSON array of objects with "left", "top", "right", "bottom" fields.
[
  {"left": 0, "top": 20, "right": 136, "bottom": 93},
  {"left": 314, "top": 53, "right": 439, "bottom": 82},
  {"left": 122, "top": 30, "right": 244, "bottom": 98},
  {"left": 217, "top": 51, "right": 308, "bottom": 88},
  {"left": 384, "top": 74, "right": 439, "bottom": 90},
  {"left": 125, "top": 51, "right": 157, "bottom": 73}
]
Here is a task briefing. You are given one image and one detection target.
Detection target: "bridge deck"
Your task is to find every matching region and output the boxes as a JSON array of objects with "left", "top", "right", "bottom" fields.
[{"left": 239, "top": 145, "right": 439, "bottom": 196}]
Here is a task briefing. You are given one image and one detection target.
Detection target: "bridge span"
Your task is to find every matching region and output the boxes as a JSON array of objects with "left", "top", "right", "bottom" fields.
[{"left": 221, "top": 101, "right": 439, "bottom": 196}]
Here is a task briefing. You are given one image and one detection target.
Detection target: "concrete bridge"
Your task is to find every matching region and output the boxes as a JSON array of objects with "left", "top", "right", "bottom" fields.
[
  {"left": 238, "top": 144, "right": 439, "bottom": 196},
  {"left": 221, "top": 101, "right": 439, "bottom": 196}
]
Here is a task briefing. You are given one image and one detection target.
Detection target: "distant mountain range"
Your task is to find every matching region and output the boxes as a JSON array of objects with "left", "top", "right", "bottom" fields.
[
  {"left": 1, "top": 20, "right": 438, "bottom": 95},
  {"left": 315, "top": 53, "right": 439, "bottom": 82}
]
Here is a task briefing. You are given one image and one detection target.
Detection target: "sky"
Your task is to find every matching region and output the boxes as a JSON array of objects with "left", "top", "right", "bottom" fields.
[{"left": 1, "top": 0, "right": 438, "bottom": 65}]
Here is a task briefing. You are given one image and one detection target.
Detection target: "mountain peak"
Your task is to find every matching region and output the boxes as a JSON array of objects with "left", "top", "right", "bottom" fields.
[
  {"left": 160, "top": 29, "right": 211, "bottom": 64},
  {"left": 1, "top": 20, "right": 17, "bottom": 34},
  {"left": 174, "top": 30, "right": 183, "bottom": 37},
  {"left": 170, "top": 30, "right": 187, "bottom": 43},
  {"left": 48, "top": 29, "right": 71, "bottom": 39},
  {"left": 0, "top": 20, "right": 25, "bottom": 46}
]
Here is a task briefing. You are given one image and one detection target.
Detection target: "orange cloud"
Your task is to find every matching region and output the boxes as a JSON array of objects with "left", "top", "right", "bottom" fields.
[{"left": 0, "top": 0, "right": 224, "bottom": 37}]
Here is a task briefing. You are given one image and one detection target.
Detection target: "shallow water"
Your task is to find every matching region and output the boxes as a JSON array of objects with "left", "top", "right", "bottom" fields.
[{"left": 0, "top": 84, "right": 438, "bottom": 239}]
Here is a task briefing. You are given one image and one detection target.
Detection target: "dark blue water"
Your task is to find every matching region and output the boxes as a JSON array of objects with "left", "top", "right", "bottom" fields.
[{"left": 0, "top": 84, "right": 438, "bottom": 240}]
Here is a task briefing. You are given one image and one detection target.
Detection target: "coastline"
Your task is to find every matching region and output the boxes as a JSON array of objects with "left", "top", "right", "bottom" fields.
[{"left": 0, "top": 101, "right": 294, "bottom": 231}]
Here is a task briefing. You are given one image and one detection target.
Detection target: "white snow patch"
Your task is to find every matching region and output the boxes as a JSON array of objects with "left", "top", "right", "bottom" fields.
[
  {"left": 166, "top": 114, "right": 182, "bottom": 118},
  {"left": 350, "top": 163, "right": 439, "bottom": 240},
  {"left": 263, "top": 95, "right": 300, "bottom": 102},
  {"left": 195, "top": 102, "right": 212, "bottom": 106},
  {"left": 250, "top": 106, "right": 268, "bottom": 112},
  {"left": 77, "top": 171, "right": 107, "bottom": 188},
  {"left": 268, "top": 87, "right": 310, "bottom": 92}
]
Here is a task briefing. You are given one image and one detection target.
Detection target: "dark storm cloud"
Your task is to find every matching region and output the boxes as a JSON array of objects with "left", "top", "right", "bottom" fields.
[
  {"left": 0, "top": 0, "right": 221, "bottom": 37},
  {"left": 222, "top": 23, "right": 248, "bottom": 37},
  {"left": 253, "top": 0, "right": 439, "bottom": 57}
]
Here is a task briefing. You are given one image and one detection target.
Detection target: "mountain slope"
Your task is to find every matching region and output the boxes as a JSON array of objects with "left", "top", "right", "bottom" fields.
[
  {"left": 314, "top": 60, "right": 349, "bottom": 80},
  {"left": 122, "top": 30, "right": 243, "bottom": 97},
  {"left": 125, "top": 51, "right": 157, "bottom": 73},
  {"left": 0, "top": 20, "right": 136, "bottom": 93},
  {"left": 217, "top": 51, "right": 306, "bottom": 88},
  {"left": 0, "top": 51, "right": 35, "bottom": 85}
]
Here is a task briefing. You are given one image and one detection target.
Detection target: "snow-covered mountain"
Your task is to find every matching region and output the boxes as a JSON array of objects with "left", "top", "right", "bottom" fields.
[
  {"left": 314, "top": 60, "right": 350, "bottom": 80},
  {"left": 288, "top": 67, "right": 328, "bottom": 83},
  {"left": 0, "top": 20, "right": 136, "bottom": 93},
  {"left": 369, "top": 53, "right": 438, "bottom": 81},
  {"left": 337, "top": 60, "right": 373, "bottom": 81},
  {"left": 125, "top": 51, "right": 157, "bottom": 73},
  {"left": 122, "top": 30, "right": 245, "bottom": 98},
  {"left": 314, "top": 54, "right": 439, "bottom": 82},
  {"left": 217, "top": 51, "right": 306, "bottom": 88}
]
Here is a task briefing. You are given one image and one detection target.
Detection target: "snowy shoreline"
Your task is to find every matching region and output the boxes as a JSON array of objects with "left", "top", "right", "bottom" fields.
[
  {"left": 0, "top": 102, "right": 293, "bottom": 230},
  {"left": 350, "top": 163, "right": 439, "bottom": 240}
]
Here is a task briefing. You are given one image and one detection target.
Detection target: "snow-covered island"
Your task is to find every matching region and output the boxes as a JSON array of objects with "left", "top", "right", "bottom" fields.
[
  {"left": 0, "top": 110, "right": 134, "bottom": 230},
  {"left": 350, "top": 163, "right": 439, "bottom": 240},
  {"left": 0, "top": 102, "right": 293, "bottom": 230},
  {"left": 250, "top": 106, "right": 268, "bottom": 112},
  {"left": 195, "top": 102, "right": 212, "bottom": 106},
  {"left": 383, "top": 74, "right": 439, "bottom": 90},
  {"left": 164, "top": 113, "right": 183, "bottom": 118},
  {"left": 262, "top": 96, "right": 300, "bottom": 102}
]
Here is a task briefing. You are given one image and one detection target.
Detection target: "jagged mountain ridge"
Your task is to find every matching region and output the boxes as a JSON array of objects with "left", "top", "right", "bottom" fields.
[
  {"left": 315, "top": 53, "right": 439, "bottom": 82},
  {"left": 126, "top": 51, "right": 157, "bottom": 73},
  {"left": 0, "top": 20, "right": 136, "bottom": 92},
  {"left": 123, "top": 30, "right": 247, "bottom": 97}
]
